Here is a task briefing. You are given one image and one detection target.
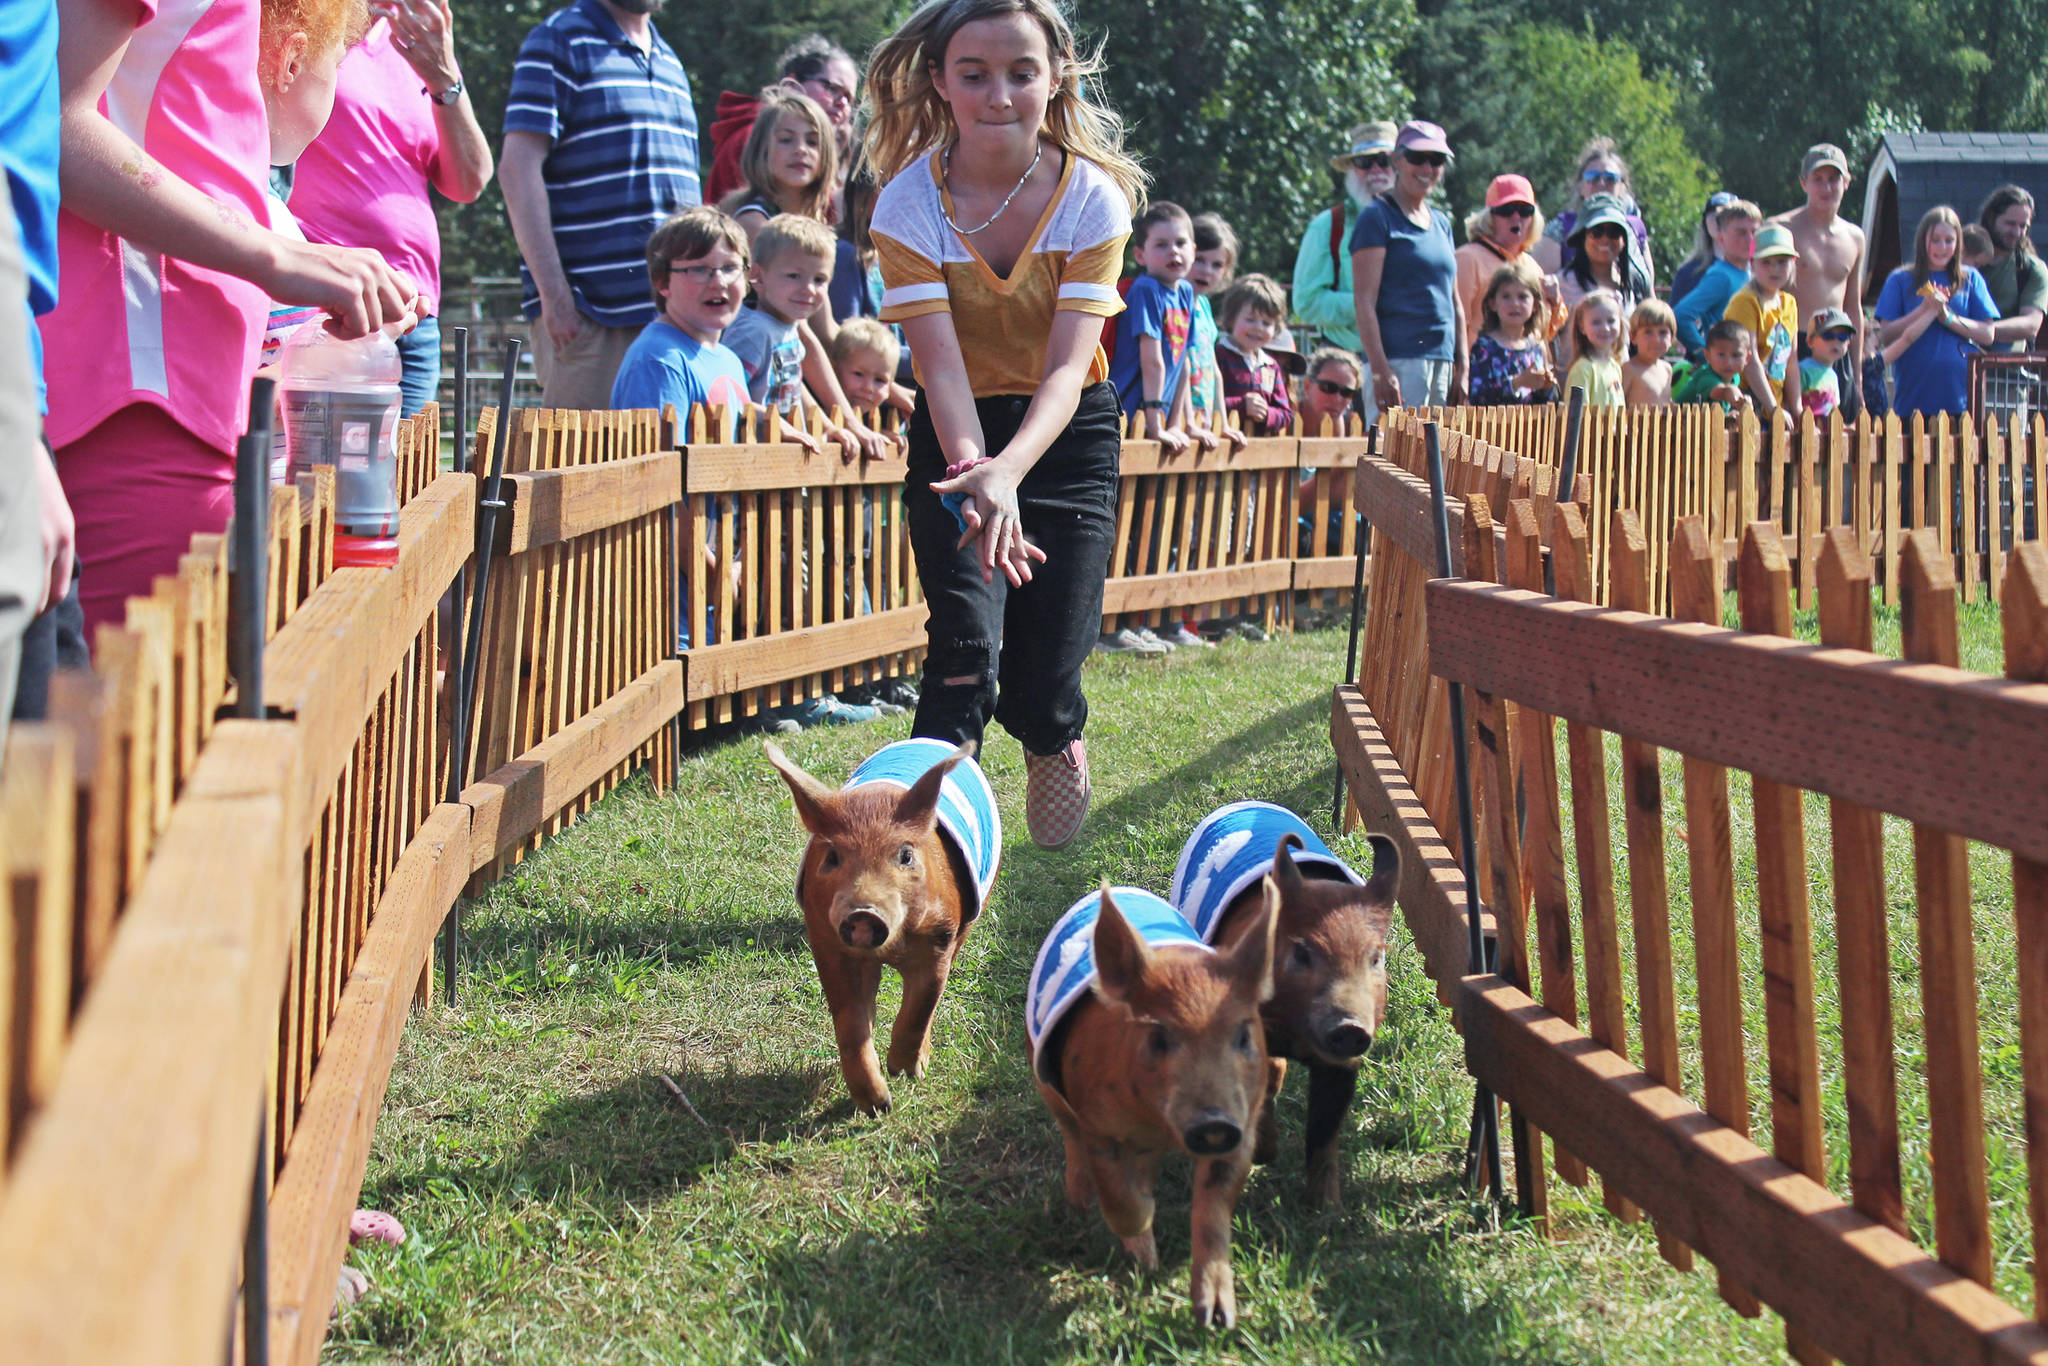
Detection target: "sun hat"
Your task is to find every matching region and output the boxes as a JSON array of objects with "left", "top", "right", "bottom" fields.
[
  {"left": 1329, "top": 120, "right": 1398, "bottom": 173},
  {"left": 1486, "top": 173, "right": 1536, "bottom": 209},
  {"left": 1567, "top": 193, "right": 1631, "bottom": 247},
  {"left": 1752, "top": 223, "right": 1798, "bottom": 260},
  {"left": 1394, "top": 120, "right": 1451, "bottom": 157},
  {"left": 1801, "top": 143, "right": 1850, "bottom": 179}
]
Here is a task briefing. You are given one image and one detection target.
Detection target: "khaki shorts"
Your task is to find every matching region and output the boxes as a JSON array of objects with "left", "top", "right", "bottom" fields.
[{"left": 533, "top": 316, "right": 643, "bottom": 410}]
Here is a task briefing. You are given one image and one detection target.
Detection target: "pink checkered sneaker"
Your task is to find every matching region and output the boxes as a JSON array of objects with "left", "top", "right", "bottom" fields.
[{"left": 1025, "top": 738, "right": 1091, "bottom": 850}]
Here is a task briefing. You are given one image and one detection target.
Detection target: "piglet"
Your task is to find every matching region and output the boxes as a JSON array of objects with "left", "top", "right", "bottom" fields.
[
  {"left": 767, "top": 737, "right": 1000, "bottom": 1114},
  {"left": 1173, "top": 801, "right": 1398, "bottom": 1208},
  {"left": 1027, "top": 883, "right": 1276, "bottom": 1328}
]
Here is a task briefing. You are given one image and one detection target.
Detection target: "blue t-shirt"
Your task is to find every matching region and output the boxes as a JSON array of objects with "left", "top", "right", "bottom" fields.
[
  {"left": 610, "top": 319, "right": 751, "bottom": 434},
  {"left": 0, "top": 0, "right": 58, "bottom": 407},
  {"left": 1348, "top": 196, "right": 1458, "bottom": 362},
  {"left": 720, "top": 303, "right": 806, "bottom": 415},
  {"left": 1874, "top": 266, "right": 2001, "bottom": 418},
  {"left": 1110, "top": 273, "right": 1195, "bottom": 415},
  {"left": 1674, "top": 258, "right": 1749, "bottom": 357}
]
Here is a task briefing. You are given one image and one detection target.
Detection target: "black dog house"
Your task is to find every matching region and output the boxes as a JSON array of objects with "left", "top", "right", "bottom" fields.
[{"left": 1861, "top": 131, "right": 2048, "bottom": 297}]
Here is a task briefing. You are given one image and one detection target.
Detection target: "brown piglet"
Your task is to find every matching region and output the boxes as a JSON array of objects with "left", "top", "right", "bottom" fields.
[
  {"left": 1027, "top": 882, "right": 1277, "bottom": 1328},
  {"left": 1210, "top": 831, "right": 1398, "bottom": 1207},
  {"left": 767, "top": 738, "right": 994, "bottom": 1114}
]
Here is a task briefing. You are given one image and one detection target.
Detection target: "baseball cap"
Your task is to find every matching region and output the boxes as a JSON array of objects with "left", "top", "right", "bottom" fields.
[
  {"left": 1394, "top": 120, "right": 1451, "bottom": 156},
  {"left": 1801, "top": 143, "right": 1850, "bottom": 178},
  {"left": 1753, "top": 223, "right": 1798, "bottom": 260},
  {"left": 1330, "top": 121, "right": 1398, "bottom": 172},
  {"left": 1486, "top": 174, "right": 1535, "bottom": 209},
  {"left": 1808, "top": 306, "right": 1853, "bottom": 335}
]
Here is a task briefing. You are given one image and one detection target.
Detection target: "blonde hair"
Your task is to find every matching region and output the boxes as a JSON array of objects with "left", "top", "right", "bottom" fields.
[
  {"left": 862, "top": 0, "right": 1146, "bottom": 212},
  {"left": 261, "top": 0, "right": 368, "bottom": 61},
  {"left": 1218, "top": 273, "right": 1286, "bottom": 332},
  {"left": 1715, "top": 198, "right": 1762, "bottom": 228},
  {"left": 832, "top": 317, "right": 901, "bottom": 371},
  {"left": 1629, "top": 297, "right": 1677, "bottom": 336},
  {"left": 1306, "top": 346, "right": 1361, "bottom": 386},
  {"left": 721, "top": 87, "right": 838, "bottom": 224},
  {"left": 1462, "top": 202, "right": 1547, "bottom": 247},
  {"left": 1567, "top": 289, "right": 1627, "bottom": 366},
  {"left": 752, "top": 213, "right": 838, "bottom": 271},
  {"left": 1478, "top": 258, "right": 1545, "bottom": 337},
  {"left": 646, "top": 207, "right": 748, "bottom": 304}
]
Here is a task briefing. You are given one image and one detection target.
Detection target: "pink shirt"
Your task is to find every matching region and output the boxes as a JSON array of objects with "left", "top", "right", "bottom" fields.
[
  {"left": 40, "top": 0, "right": 270, "bottom": 455},
  {"left": 289, "top": 20, "right": 441, "bottom": 314}
]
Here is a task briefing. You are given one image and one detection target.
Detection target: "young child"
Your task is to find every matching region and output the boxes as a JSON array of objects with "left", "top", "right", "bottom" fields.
[
  {"left": 831, "top": 317, "right": 901, "bottom": 417},
  {"left": 611, "top": 208, "right": 755, "bottom": 426},
  {"left": 721, "top": 213, "right": 858, "bottom": 456},
  {"left": 1799, "top": 307, "right": 1854, "bottom": 418},
  {"left": 717, "top": 87, "right": 838, "bottom": 247},
  {"left": 1298, "top": 347, "right": 1363, "bottom": 435},
  {"left": 1674, "top": 198, "right": 1760, "bottom": 359},
  {"left": 1467, "top": 259, "right": 1556, "bottom": 405},
  {"left": 1962, "top": 223, "right": 1997, "bottom": 272},
  {"left": 1109, "top": 201, "right": 1214, "bottom": 454},
  {"left": 1674, "top": 318, "right": 1754, "bottom": 415},
  {"left": 866, "top": 0, "right": 1149, "bottom": 846},
  {"left": 1724, "top": 222, "right": 1802, "bottom": 427},
  {"left": 1215, "top": 274, "right": 1294, "bottom": 436},
  {"left": 1187, "top": 212, "right": 1238, "bottom": 430},
  {"left": 1621, "top": 298, "right": 1678, "bottom": 406},
  {"left": 1563, "top": 289, "right": 1626, "bottom": 407}
]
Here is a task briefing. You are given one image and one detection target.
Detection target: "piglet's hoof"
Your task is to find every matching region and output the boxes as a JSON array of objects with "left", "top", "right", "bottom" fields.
[
  {"left": 1191, "top": 1263, "right": 1237, "bottom": 1329},
  {"left": 1120, "top": 1229, "right": 1159, "bottom": 1271},
  {"left": 851, "top": 1088, "right": 893, "bottom": 1116},
  {"left": 885, "top": 1046, "right": 929, "bottom": 1080},
  {"left": 1307, "top": 1156, "right": 1342, "bottom": 1210}
]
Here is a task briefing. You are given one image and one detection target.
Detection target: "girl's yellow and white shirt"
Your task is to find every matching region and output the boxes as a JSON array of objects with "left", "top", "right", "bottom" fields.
[{"left": 873, "top": 149, "right": 1131, "bottom": 397}]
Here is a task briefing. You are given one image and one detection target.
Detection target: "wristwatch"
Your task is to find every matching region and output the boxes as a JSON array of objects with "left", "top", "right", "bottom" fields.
[{"left": 431, "top": 77, "right": 464, "bottom": 106}]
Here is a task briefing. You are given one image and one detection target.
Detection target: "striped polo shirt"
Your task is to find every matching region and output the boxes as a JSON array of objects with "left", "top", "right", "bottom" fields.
[{"left": 503, "top": 0, "right": 700, "bottom": 328}]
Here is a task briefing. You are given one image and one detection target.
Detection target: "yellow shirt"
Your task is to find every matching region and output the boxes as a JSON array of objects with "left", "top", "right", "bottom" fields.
[
  {"left": 872, "top": 150, "right": 1131, "bottom": 396},
  {"left": 1724, "top": 283, "right": 1799, "bottom": 386},
  {"left": 1566, "top": 355, "right": 1625, "bottom": 407}
]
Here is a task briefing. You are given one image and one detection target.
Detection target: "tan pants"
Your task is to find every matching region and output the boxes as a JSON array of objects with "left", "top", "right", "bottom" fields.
[{"left": 533, "top": 316, "right": 642, "bottom": 411}]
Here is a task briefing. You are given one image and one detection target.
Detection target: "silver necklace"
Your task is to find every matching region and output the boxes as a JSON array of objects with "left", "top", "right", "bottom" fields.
[{"left": 940, "top": 141, "right": 1042, "bottom": 236}]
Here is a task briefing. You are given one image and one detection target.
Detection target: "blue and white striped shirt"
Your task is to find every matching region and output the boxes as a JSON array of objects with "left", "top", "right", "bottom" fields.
[{"left": 503, "top": 0, "right": 700, "bottom": 328}]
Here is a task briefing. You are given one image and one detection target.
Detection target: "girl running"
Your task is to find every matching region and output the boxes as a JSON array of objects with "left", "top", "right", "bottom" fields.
[{"left": 864, "top": 0, "right": 1144, "bottom": 849}]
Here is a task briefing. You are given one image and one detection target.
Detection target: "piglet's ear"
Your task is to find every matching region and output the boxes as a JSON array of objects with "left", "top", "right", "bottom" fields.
[
  {"left": 1229, "top": 876, "right": 1280, "bottom": 1005},
  {"left": 1364, "top": 832, "right": 1400, "bottom": 907},
  {"left": 895, "top": 740, "right": 974, "bottom": 831},
  {"left": 1090, "top": 884, "right": 1153, "bottom": 1008},
  {"left": 765, "top": 741, "right": 843, "bottom": 838},
  {"left": 1272, "top": 833, "right": 1306, "bottom": 896}
]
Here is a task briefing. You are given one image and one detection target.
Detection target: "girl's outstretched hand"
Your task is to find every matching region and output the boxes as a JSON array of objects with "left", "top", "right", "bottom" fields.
[{"left": 930, "top": 458, "right": 1048, "bottom": 587}]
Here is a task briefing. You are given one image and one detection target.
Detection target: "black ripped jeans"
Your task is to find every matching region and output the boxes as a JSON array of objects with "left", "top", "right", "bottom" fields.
[{"left": 904, "top": 382, "right": 1121, "bottom": 757}]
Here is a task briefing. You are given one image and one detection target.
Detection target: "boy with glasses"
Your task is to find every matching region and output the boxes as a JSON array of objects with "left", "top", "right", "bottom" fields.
[{"left": 612, "top": 208, "right": 754, "bottom": 430}]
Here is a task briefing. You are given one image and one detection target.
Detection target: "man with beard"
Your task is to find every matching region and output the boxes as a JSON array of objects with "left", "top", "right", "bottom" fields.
[
  {"left": 1978, "top": 186, "right": 2046, "bottom": 352},
  {"left": 1768, "top": 143, "right": 1866, "bottom": 420},
  {"left": 1291, "top": 121, "right": 1395, "bottom": 423},
  {"left": 501, "top": 0, "right": 700, "bottom": 408}
]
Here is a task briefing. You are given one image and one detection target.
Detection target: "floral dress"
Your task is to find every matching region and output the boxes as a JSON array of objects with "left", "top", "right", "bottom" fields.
[{"left": 1469, "top": 333, "right": 1555, "bottom": 405}]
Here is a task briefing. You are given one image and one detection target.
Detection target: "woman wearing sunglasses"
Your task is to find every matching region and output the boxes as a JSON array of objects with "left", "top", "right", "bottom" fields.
[
  {"left": 1291, "top": 120, "right": 1397, "bottom": 421},
  {"left": 1349, "top": 120, "right": 1467, "bottom": 412},
  {"left": 1455, "top": 173, "right": 1567, "bottom": 350},
  {"left": 1533, "top": 137, "right": 1655, "bottom": 283},
  {"left": 1559, "top": 194, "right": 1655, "bottom": 318}
]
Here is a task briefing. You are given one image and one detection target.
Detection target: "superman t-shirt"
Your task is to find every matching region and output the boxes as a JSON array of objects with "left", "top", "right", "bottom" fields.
[{"left": 1110, "top": 273, "right": 1195, "bottom": 415}]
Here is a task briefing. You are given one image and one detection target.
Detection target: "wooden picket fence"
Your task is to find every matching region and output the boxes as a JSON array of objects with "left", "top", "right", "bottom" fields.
[
  {"left": 1415, "top": 403, "right": 2048, "bottom": 614},
  {"left": 1333, "top": 415, "right": 2048, "bottom": 1364}
]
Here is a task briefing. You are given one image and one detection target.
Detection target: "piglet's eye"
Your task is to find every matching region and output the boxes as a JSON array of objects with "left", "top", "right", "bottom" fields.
[
  {"left": 1147, "top": 1025, "right": 1174, "bottom": 1057},
  {"left": 896, "top": 844, "right": 916, "bottom": 868},
  {"left": 820, "top": 847, "right": 840, "bottom": 871},
  {"left": 1235, "top": 1021, "right": 1255, "bottom": 1053},
  {"left": 1289, "top": 942, "right": 1315, "bottom": 971},
  {"left": 1370, "top": 948, "right": 1386, "bottom": 970}
]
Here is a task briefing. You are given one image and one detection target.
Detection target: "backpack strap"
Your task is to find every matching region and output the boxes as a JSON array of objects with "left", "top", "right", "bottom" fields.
[{"left": 1329, "top": 200, "right": 1347, "bottom": 273}]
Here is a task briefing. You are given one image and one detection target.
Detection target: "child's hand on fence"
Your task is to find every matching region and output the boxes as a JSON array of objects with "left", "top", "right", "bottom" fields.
[
  {"left": 846, "top": 420, "right": 896, "bottom": 463},
  {"left": 1189, "top": 424, "right": 1219, "bottom": 454},
  {"left": 929, "top": 458, "right": 1049, "bottom": 586},
  {"left": 783, "top": 423, "right": 824, "bottom": 457},
  {"left": 826, "top": 425, "right": 864, "bottom": 462},
  {"left": 1223, "top": 423, "right": 1249, "bottom": 453}
]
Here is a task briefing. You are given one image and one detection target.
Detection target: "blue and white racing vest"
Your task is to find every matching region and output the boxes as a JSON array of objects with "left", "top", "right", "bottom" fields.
[
  {"left": 1169, "top": 800, "right": 1362, "bottom": 943},
  {"left": 844, "top": 738, "right": 1002, "bottom": 921},
  {"left": 1026, "top": 886, "right": 1208, "bottom": 1078}
]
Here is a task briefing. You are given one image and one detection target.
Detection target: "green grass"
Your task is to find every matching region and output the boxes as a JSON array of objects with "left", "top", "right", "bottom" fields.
[{"left": 331, "top": 608, "right": 2013, "bottom": 1364}]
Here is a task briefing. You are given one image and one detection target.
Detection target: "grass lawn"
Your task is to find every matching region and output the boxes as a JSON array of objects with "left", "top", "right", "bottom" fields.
[{"left": 331, "top": 600, "right": 2014, "bottom": 1364}]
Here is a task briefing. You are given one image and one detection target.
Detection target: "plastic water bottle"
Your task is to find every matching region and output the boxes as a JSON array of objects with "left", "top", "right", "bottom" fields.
[{"left": 279, "top": 323, "right": 403, "bottom": 560}]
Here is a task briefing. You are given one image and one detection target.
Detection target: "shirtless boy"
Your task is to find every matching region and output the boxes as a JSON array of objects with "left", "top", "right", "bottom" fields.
[{"left": 1768, "top": 143, "right": 1866, "bottom": 419}]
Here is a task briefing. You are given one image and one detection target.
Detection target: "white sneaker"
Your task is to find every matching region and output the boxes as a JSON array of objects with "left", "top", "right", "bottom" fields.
[
  {"left": 1095, "top": 628, "right": 1168, "bottom": 657},
  {"left": 1164, "top": 624, "right": 1214, "bottom": 648},
  {"left": 1134, "top": 626, "right": 1176, "bottom": 652}
]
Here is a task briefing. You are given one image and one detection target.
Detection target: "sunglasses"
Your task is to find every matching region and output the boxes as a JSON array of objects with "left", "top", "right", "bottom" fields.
[
  {"left": 1311, "top": 378, "right": 1360, "bottom": 400},
  {"left": 1819, "top": 328, "right": 1855, "bottom": 343},
  {"left": 1402, "top": 149, "right": 1447, "bottom": 168},
  {"left": 1582, "top": 168, "right": 1622, "bottom": 186},
  {"left": 1349, "top": 153, "right": 1392, "bottom": 171},
  {"left": 1586, "top": 224, "right": 1626, "bottom": 241},
  {"left": 1491, "top": 203, "right": 1535, "bottom": 219}
]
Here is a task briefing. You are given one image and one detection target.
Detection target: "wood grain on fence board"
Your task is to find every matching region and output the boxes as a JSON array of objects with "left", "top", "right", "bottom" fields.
[{"left": 2004, "top": 542, "right": 2048, "bottom": 1324}]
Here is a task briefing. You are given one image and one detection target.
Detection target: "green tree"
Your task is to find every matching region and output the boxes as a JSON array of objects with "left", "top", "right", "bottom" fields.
[{"left": 1077, "top": 0, "right": 1414, "bottom": 276}]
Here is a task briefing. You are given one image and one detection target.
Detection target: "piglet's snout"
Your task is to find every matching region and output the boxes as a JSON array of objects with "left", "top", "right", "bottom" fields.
[
  {"left": 1183, "top": 1111, "right": 1244, "bottom": 1156},
  {"left": 838, "top": 906, "right": 891, "bottom": 950},
  {"left": 1324, "top": 1021, "right": 1372, "bottom": 1059}
]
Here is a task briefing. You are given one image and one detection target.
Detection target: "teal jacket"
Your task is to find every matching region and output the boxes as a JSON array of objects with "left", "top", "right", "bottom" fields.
[{"left": 1292, "top": 204, "right": 1360, "bottom": 353}]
